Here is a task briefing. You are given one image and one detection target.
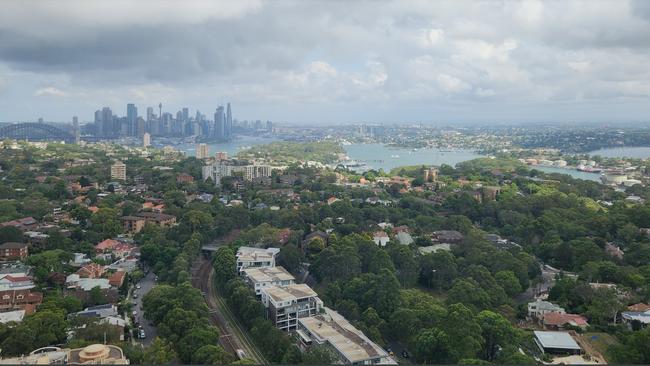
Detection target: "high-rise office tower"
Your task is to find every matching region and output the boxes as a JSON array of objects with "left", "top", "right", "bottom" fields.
[
  {"left": 136, "top": 117, "right": 146, "bottom": 136},
  {"left": 146, "top": 107, "right": 154, "bottom": 121},
  {"left": 225, "top": 103, "right": 233, "bottom": 139},
  {"left": 127, "top": 103, "right": 138, "bottom": 136},
  {"left": 72, "top": 116, "right": 80, "bottom": 144},
  {"left": 100, "top": 107, "right": 114, "bottom": 138},
  {"left": 143, "top": 132, "right": 151, "bottom": 148},
  {"left": 182, "top": 107, "right": 189, "bottom": 122},
  {"left": 161, "top": 112, "right": 172, "bottom": 135},
  {"left": 214, "top": 106, "right": 225, "bottom": 139}
]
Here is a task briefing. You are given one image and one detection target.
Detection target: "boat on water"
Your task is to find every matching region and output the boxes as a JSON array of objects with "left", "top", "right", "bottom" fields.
[
  {"left": 390, "top": 154, "right": 400, "bottom": 158},
  {"left": 577, "top": 165, "right": 602, "bottom": 173}
]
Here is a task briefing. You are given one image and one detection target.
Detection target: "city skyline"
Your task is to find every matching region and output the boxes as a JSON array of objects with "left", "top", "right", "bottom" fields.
[{"left": 1, "top": 0, "right": 650, "bottom": 124}]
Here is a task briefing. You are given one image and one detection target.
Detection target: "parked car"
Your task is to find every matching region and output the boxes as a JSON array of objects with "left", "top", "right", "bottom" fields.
[
  {"left": 139, "top": 330, "right": 146, "bottom": 339},
  {"left": 133, "top": 293, "right": 138, "bottom": 299},
  {"left": 401, "top": 350, "right": 410, "bottom": 358},
  {"left": 136, "top": 284, "right": 141, "bottom": 289}
]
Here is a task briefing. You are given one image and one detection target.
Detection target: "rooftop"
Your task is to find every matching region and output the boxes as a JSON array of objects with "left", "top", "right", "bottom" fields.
[
  {"left": 534, "top": 331, "right": 581, "bottom": 350},
  {"left": 236, "top": 246, "right": 280, "bottom": 262},
  {"left": 298, "top": 307, "right": 388, "bottom": 364},
  {"left": 243, "top": 266, "right": 295, "bottom": 283},
  {"left": 263, "top": 284, "right": 317, "bottom": 303}
]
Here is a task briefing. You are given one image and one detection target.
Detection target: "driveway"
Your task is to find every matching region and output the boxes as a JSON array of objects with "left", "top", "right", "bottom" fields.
[{"left": 132, "top": 271, "right": 157, "bottom": 346}]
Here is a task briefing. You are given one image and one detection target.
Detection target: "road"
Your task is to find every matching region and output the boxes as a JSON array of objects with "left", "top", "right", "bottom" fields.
[
  {"left": 132, "top": 271, "right": 157, "bottom": 346},
  {"left": 191, "top": 257, "right": 268, "bottom": 365}
]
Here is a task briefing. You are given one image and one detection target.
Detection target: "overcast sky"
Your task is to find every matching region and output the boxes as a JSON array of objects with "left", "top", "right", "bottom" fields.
[{"left": 1, "top": 0, "right": 649, "bottom": 124}]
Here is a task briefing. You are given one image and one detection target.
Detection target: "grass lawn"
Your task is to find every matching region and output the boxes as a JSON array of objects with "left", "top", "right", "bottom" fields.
[{"left": 583, "top": 332, "right": 619, "bottom": 362}]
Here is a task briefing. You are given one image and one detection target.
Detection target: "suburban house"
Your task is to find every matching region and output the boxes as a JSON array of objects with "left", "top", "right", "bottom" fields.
[
  {"left": 621, "top": 309, "right": 650, "bottom": 329},
  {"left": 235, "top": 246, "right": 280, "bottom": 274},
  {"left": 297, "top": 307, "right": 391, "bottom": 365},
  {"left": 95, "top": 239, "right": 135, "bottom": 259},
  {"left": 65, "top": 274, "right": 111, "bottom": 291},
  {"left": 432, "top": 230, "right": 464, "bottom": 244},
  {"left": 527, "top": 299, "right": 566, "bottom": 320},
  {"left": 260, "top": 284, "right": 323, "bottom": 331},
  {"left": 108, "top": 271, "right": 126, "bottom": 287},
  {"left": 0, "top": 217, "right": 38, "bottom": 231},
  {"left": 73, "top": 304, "right": 119, "bottom": 319},
  {"left": 0, "top": 275, "right": 35, "bottom": 291},
  {"left": 77, "top": 263, "right": 105, "bottom": 279},
  {"left": 541, "top": 313, "right": 589, "bottom": 330},
  {"left": 372, "top": 231, "right": 390, "bottom": 246},
  {"left": 395, "top": 231, "right": 413, "bottom": 245},
  {"left": 0, "top": 262, "right": 30, "bottom": 279},
  {"left": 70, "top": 253, "right": 92, "bottom": 267},
  {"left": 533, "top": 331, "right": 582, "bottom": 355},
  {"left": 0, "top": 242, "right": 28, "bottom": 260},
  {"left": 242, "top": 266, "right": 295, "bottom": 297}
]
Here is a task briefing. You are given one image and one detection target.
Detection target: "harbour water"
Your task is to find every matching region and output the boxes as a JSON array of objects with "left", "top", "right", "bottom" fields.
[
  {"left": 344, "top": 143, "right": 483, "bottom": 172},
  {"left": 588, "top": 146, "right": 650, "bottom": 159},
  {"left": 532, "top": 166, "right": 601, "bottom": 182},
  {"left": 169, "top": 137, "right": 603, "bottom": 182}
]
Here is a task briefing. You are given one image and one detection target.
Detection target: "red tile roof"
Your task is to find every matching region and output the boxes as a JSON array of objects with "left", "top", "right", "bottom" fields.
[
  {"left": 543, "top": 313, "right": 589, "bottom": 327},
  {"left": 95, "top": 239, "right": 120, "bottom": 251}
]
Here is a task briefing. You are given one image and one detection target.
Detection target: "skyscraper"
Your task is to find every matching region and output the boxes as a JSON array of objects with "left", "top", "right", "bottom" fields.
[
  {"left": 225, "top": 103, "right": 233, "bottom": 139},
  {"left": 143, "top": 132, "right": 151, "bottom": 148},
  {"left": 100, "top": 107, "right": 114, "bottom": 138},
  {"left": 72, "top": 116, "right": 80, "bottom": 144},
  {"left": 127, "top": 103, "right": 138, "bottom": 136},
  {"left": 214, "top": 106, "right": 225, "bottom": 140}
]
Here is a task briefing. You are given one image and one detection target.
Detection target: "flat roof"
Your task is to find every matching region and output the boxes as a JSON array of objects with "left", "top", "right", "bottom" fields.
[
  {"left": 243, "top": 266, "right": 294, "bottom": 283},
  {"left": 236, "top": 246, "right": 280, "bottom": 262},
  {"left": 299, "top": 307, "right": 388, "bottom": 363},
  {"left": 263, "top": 284, "right": 317, "bottom": 303},
  {"left": 534, "top": 331, "right": 581, "bottom": 350}
]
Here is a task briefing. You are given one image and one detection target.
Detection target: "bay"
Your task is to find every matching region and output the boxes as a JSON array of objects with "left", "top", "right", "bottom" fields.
[
  {"left": 532, "top": 166, "right": 601, "bottom": 182},
  {"left": 344, "top": 143, "right": 483, "bottom": 172},
  {"left": 588, "top": 146, "right": 650, "bottom": 159}
]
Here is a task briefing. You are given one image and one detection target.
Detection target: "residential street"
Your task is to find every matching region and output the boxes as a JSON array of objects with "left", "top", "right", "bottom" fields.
[{"left": 132, "top": 271, "right": 157, "bottom": 346}]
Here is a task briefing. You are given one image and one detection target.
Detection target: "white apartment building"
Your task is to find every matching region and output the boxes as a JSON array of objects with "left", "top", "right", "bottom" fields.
[
  {"left": 242, "top": 266, "right": 295, "bottom": 297},
  {"left": 297, "top": 307, "right": 391, "bottom": 365},
  {"left": 202, "top": 160, "right": 233, "bottom": 185},
  {"left": 110, "top": 161, "right": 126, "bottom": 181},
  {"left": 261, "top": 284, "right": 323, "bottom": 331},
  {"left": 202, "top": 161, "right": 272, "bottom": 185},
  {"left": 235, "top": 246, "right": 280, "bottom": 274}
]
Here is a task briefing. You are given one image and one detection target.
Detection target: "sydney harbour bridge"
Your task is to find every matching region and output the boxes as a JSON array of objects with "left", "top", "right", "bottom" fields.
[{"left": 0, "top": 122, "right": 77, "bottom": 143}]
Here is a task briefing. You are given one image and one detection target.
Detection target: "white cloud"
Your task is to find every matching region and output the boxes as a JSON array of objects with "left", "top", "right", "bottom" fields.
[{"left": 34, "top": 87, "right": 67, "bottom": 97}]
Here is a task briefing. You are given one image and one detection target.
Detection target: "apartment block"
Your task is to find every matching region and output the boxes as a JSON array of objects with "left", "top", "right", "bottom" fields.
[
  {"left": 261, "top": 284, "right": 323, "bottom": 331},
  {"left": 235, "top": 246, "right": 280, "bottom": 274},
  {"left": 242, "top": 266, "right": 295, "bottom": 297}
]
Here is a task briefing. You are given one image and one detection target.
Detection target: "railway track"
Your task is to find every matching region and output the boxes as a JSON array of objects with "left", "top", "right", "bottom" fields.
[{"left": 192, "top": 258, "right": 268, "bottom": 365}]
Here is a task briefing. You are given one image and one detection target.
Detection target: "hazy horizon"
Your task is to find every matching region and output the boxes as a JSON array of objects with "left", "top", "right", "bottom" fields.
[{"left": 1, "top": 0, "right": 650, "bottom": 124}]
